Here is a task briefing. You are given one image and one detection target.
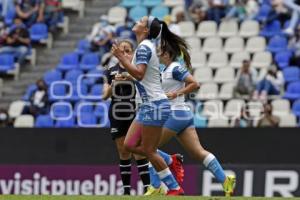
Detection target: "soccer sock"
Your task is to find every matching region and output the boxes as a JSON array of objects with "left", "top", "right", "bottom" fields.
[
  {"left": 148, "top": 163, "right": 162, "bottom": 189},
  {"left": 136, "top": 159, "right": 150, "bottom": 193},
  {"left": 203, "top": 153, "right": 226, "bottom": 183},
  {"left": 157, "top": 149, "right": 173, "bottom": 165},
  {"left": 119, "top": 159, "right": 132, "bottom": 195},
  {"left": 158, "top": 168, "right": 180, "bottom": 190}
]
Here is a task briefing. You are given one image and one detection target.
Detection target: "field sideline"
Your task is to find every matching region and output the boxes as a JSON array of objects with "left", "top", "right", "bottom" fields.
[{"left": 0, "top": 196, "right": 300, "bottom": 200}]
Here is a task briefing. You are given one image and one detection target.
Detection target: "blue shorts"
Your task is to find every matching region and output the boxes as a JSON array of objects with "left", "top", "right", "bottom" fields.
[
  {"left": 164, "top": 110, "right": 195, "bottom": 134},
  {"left": 136, "top": 99, "right": 171, "bottom": 127}
]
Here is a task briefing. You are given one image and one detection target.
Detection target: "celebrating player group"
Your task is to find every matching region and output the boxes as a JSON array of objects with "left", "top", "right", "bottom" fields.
[{"left": 102, "top": 15, "right": 236, "bottom": 196}]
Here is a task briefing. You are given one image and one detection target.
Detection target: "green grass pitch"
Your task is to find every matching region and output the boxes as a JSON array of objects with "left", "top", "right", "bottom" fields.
[{"left": 0, "top": 196, "right": 300, "bottom": 200}]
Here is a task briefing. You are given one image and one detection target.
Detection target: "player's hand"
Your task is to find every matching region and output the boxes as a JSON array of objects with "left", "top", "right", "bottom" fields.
[
  {"left": 115, "top": 74, "right": 126, "bottom": 81},
  {"left": 166, "top": 92, "right": 177, "bottom": 100},
  {"left": 111, "top": 44, "right": 123, "bottom": 60}
]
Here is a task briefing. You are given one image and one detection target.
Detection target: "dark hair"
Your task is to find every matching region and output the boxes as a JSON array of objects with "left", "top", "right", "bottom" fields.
[
  {"left": 148, "top": 18, "right": 161, "bottom": 40},
  {"left": 119, "top": 39, "right": 134, "bottom": 50}
]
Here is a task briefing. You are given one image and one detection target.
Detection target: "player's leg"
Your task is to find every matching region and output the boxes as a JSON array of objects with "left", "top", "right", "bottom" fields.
[
  {"left": 133, "top": 153, "right": 150, "bottom": 193},
  {"left": 124, "top": 120, "right": 143, "bottom": 155}
]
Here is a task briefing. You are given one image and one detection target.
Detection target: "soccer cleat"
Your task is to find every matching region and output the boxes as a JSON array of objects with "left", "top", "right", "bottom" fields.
[
  {"left": 223, "top": 175, "right": 236, "bottom": 197},
  {"left": 144, "top": 185, "right": 166, "bottom": 196},
  {"left": 166, "top": 187, "right": 184, "bottom": 196},
  {"left": 169, "top": 154, "right": 185, "bottom": 186}
]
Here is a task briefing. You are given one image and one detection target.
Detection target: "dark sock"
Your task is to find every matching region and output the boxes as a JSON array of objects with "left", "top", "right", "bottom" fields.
[
  {"left": 136, "top": 159, "right": 150, "bottom": 193},
  {"left": 120, "top": 159, "right": 132, "bottom": 195}
]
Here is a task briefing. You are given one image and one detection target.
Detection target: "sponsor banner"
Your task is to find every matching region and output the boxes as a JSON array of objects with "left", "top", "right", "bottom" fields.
[{"left": 0, "top": 165, "right": 299, "bottom": 197}]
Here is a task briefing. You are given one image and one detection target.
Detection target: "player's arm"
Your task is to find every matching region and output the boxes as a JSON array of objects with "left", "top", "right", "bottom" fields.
[{"left": 102, "top": 83, "right": 112, "bottom": 100}]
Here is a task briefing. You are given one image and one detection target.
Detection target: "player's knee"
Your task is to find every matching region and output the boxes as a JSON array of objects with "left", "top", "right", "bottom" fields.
[{"left": 124, "top": 141, "right": 135, "bottom": 152}]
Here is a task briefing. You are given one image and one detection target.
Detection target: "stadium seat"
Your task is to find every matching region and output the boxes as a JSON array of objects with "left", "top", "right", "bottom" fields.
[
  {"left": 49, "top": 82, "right": 71, "bottom": 101},
  {"left": 129, "top": 6, "right": 148, "bottom": 22},
  {"left": 120, "top": 0, "right": 141, "bottom": 8},
  {"left": 75, "top": 101, "right": 94, "bottom": 116},
  {"left": 196, "top": 21, "right": 217, "bottom": 38},
  {"left": 229, "top": 52, "right": 250, "bottom": 68},
  {"left": 271, "top": 99, "right": 291, "bottom": 117},
  {"left": 171, "top": 6, "right": 184, "bottom": 21},
  {"left": 251, "top": 52, "right": 272, "bottom": 69},
  {"left": 178, "top": 21, "right": 195, "bottom": 37},
  {"left": 201, "top": 100, "right": 223, "bottom": 118},
  {"left": 0, "top": 54, "right": 20, "bottom": 80},
  {"left": 69, "top": 83, "right": 89, "bottom": 102},
  {"left": 275, "top": 51, "right": 292, "bottom": 70},
  {"left": 224, "top": 37, "right": 244, "bottom": 53},
  {"left": 207, "top": 52, "right": 228, "bottom": 68},
  {"left": 65, "top": 69, "right": 83, "bottom": 85},
  {"left": 57, "top": 53, "right": 80, "bottom": 71},
  {"left": 108, "top": 6, "right": 127, "bottom": 24},
  {"left": 196, "top": 83, "right": 218, "bottom": 100},
  {"left": 62, "top": 0, "right": 85, "bottom": 18},
  {"left": 143, "top": 0, "right": 163, "bottom": 7},
  {"left": 5, "top": 7, "right": 16, "bottom": 25},
  {"left": 35, "top": 115, "right": 54, "bottom": 128},
  {"left": 292, "top": 100, "right": 300, "bottom": 117},
  {"left": 193, "top": 113, "right": 207, "bottom": 128},
  {"left": 89, "top": 84, "right": 104, "bottom": 101},
  {"left": 78, "top": 113, "right": 98, "bottom": 127},
  {"left": 267, "top": 36, "right": 288, "bottom": 53},
  {"left": 22, "top": 84, "right": 37, "bottom": 101},
  {"left": 239, "top": 20, "right": 259, "bottom": 38},
  {"left": 208, "top": 118, "right": 229, "bottom": 127},
  {"left": 51, "top": 102, "right": 72, "bottom": 119},
  {"left": 76, "top": 39, "right": 91, "bottom": 55},
  {"left": 255, "top": 4, "right": 271, "bottom": 22},
  {"left": 14, "top": 115, "right": 34, "bottom": 128},
  {"left": 224, "top": 99, "right": 245, "bottom": 118},
  {"left": 94, "top": 101, "right": 110, "bottom": 117},
  {"left": 30, "top": 23, "right": 48, "bottom": 41},
  {"left": 284, "top": 81, "right": 300, "bottom": 100},
  {"left": 247, "top": 101, "right": 264, "bottom": 118},
  {"left": 186, "top": 37, "right": 201, "bottom": 51},
  {"left": 164, "top": 0, "right": 184, "bottom": 7},
  {"left": 218, "top": 20, "right": 238, "bottom": 38},
  {"left": 80, "top": 53, "right": 100, "bottom": 71},
  {"left": 150, "top": 5, "right": 169, "bottom": 20},
  {"left": 260, "top": 20, "right": 282, "bottom": 38},
  {"left": 283, "top": 67, "right": 300, "bottom": 83},
  {"left": 191, "top": 51, "right": 206, "bottom": 69},
  {"left": 278, "top": 114, "right": 297, "bottom": 127},
  {"left": 193, "top": 68, "right": 213, "bottom": 83},
  {"left": 55, "top": 116, "right": 76, "bottom": 128},
  {"left": 83, "top": 68, "right": 104, "bottom": 86},
  {"left": 214, "top": 68, "right": 235, "bottom": 83},
  {"left": 219, "top": 83, "right": 235, "bottom": 100},
  {"left": 43, "top": 70, "right": 62, "bottom": 86},
  {"left": 245, "top": 36, "right": 266, "bottom": 53},
  {"left": 8, "top": 100, "right": 26, "bottom": 119},
  {"left": 202, "top": 37, "right": 223, "bottom": 53}
]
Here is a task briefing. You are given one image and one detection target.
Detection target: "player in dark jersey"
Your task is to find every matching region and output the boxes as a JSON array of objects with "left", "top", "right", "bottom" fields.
[{"left": 103, "top": 40, "right": 150, "bottom": 195}]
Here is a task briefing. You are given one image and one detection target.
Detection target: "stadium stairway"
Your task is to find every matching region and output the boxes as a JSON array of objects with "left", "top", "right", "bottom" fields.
[{"left": 0, "top": 0, "right": 120, "bottom": 108}]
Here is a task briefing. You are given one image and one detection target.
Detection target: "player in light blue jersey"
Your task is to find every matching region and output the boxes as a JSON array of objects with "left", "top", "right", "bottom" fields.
[
  {"left": 145, "top": 41, "right": 236, "bottom": 196},
  {"left": 112, "top": 16, "right": 184, "bottom": 195}
]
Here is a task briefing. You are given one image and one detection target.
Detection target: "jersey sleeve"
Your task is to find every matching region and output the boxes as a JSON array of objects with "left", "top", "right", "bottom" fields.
[
  {"left": 135, "top": 44, "right": 152, "bottom": 65},
  {"left": 172, "top": 66, "right": 190, "bottom": 81}
]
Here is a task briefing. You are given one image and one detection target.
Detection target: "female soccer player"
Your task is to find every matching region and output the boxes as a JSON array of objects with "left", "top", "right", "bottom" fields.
[
  {"left": 111, "top": 16, "right": 183, "bottom": 195},
  {"left": 103, "top": 40, "right": 150, "bottom": 195},
  {"left": 145, "top": 40, "right": 236, "bottom": 196}
]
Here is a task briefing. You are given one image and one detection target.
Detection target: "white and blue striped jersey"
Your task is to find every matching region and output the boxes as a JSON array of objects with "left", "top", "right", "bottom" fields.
[
  {"left": 133, "top": 39, "right": 167, "bottom": 103},
  {"left": 161, "top": 62, "right": 191, "bottom": 110}
]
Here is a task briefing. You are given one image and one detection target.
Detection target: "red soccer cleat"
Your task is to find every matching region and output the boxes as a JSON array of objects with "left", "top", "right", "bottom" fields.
[
  {"left": 166, "top": 187, "right": 184, "bottom": 196},
  {"left": 169, "top": 154, "right": 184, "bottom": 186}
]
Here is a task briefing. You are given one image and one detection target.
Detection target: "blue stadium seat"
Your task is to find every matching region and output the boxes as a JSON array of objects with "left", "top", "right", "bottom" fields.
[
  {"left": 69, "top": 83, "right": 88, "bottom": 102},
  {"left": 76, "top": 39, "right": 91, "bottom": 55},
  {"left": 89, "top": 84, "right": 104, "bottom": 101},
  {"left": 292, "top": 100, "right": 300, "bottom": 117},
  {"left": 150, "top": 5, "right": 169, "bottom": 20},
  {"left": 260, "top": 21, "right": 282, "bottom": 38},
  {"left": 0, "top": 54, "right": 15, "bottom": 72},
  {"left": 267, "top": 36, "right": 288, "bottom": 53},
  {"left": 49, "top": 84, "right": 68, "bottom": 101},
  {"left": 74, "top": 101, "right": 94, "bottom": 116},
  {"left": 78, "top": 113, "right": 98, "bottom": 127},
  {"left": 284, "top": 81, "right": 300, "bottom": 100},
  {"left": 143, "top": 0, "right": 162, "bottom": 7},
  {"left": 83, "top": 68, "right": 104, "bottom": 86},
  {"left": 22, "top": 84, "right": 37, "bottom": 101},
  {"left": 94, "top": 101, "right": 110, "bottom": 117},
  {"left": 120, "top": 0, "right": 141, "bottom": 8},
  {"left": 35, "top": 115, "right": 54, "bottom": 127},
  {"left": 43, "top": 70, "right": 62, "bottom": 85},
  {"left": 51, "top": 103, "right": 72, "bottom": 118},
  {"left": 65, "top": 69, "right": 83, "bottom": 85},
  {"left": 80, "top": 53, "right": 100, "bottom": 71},
  {"left": 283, "top": 67, "right": 300, "bottom": 83},
  {"left": 194, "top": 114, "right": 207, "bottom": 128},
  {"left": 57, "top": 53, "right": 79, "bottom": 71},
  {"left": 129, "top": 5, "right": 148, "bottom": 22},
  {"left": 255, "top": 4, "right": 271, "bottom": 22},
  {"left": 275, "top": 51, "right": 292, "bottom": 69},
  {"left": 30, "top": 23, "right": 48, "bottom": 41},
  {"left": 5, "top": 7, "right": 16, "bottom": 25},
  {"left": 55, "top": 116, "right": 76, "bottom": 128}
]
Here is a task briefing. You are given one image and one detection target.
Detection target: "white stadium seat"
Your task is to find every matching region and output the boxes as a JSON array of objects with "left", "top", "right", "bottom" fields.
[
  {"left": 271, "top": 99, "right": 291, "bottom": 116},
  {"left": 197, "top": 21, "right": 217, "bottom": 38},
  {"left": 224, "top": 99, "right": 245, "bottom": 118},
  {"left": 171, "top": 6, "right": 184, "bottom": 21},
  {"left": 9, "top": 100, "right": 26, "bottom": 119},
  {"left": 245, "top": 36, "right": 266, "bottom": 53},
  {"left": 218, "top": 20, "right": 238, "bottom": 38},
  {"left": 279, "top": 114, "right": 297, "bottom": 127},
  {"left": 202, "top": 100, "right": 223, "bottom": 118},
  {"left": 196, "top": 83, "right": 218, "bottom": 100},
  {"left": 219, "top": 83, "right": 235, "bottom": 100},
  {"left": 164, "top": 0, "right": 184, "bottom": 7},
  {"left": 108, "top": 7, "right": 127, "bottom": 24},
  {"left": 62, "top": 0, "right": 85, "bottom": 18},
  {"left": 202, "top": 37, "right": 223, "bottom": 53},
  {"left": 14, "top": 115, "right": 34, "bottom": 128},
  {"left": 229, "top": 52, "right": 251, "bottom": 68},
  {"left": 247, "top": 101, "right": 264, "bottom": 118},
  {"left": 214, "top": 68, "right": 235, "bottom": 83},
  {"left": 207, "top": 52, "right": 228, "bottom": 69},
  {"left": 239, "top": 20, "right": 260, "bottom": 38},
  {"left": 208, "top": 118, "right": 229, "bottom": 127},
  {"left": 193, "top": 68, "right": 213, "bottom": 83},
  {"left": 178, "top": 21, "right": 195, "bottom": 37},
  {"left": 191, "top": 51, "right": 206, "bottom": 69},
  {"left": 251, "top": 52, "right": 272, "bottom": 69},
  {"left": 224, "top": 37, "right": 244, "bottom": 53},
  {"left": 186, "top": 37, "right": 201, "bottom": 51}
]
